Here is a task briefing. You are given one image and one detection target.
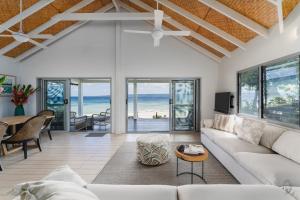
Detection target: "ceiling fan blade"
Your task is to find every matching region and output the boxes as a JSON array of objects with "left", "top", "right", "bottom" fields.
[
  {"left": 163, "top": 31, "right": 191, "bottom": 36},
  {"left": 28, "top": 34, "right": 53, "bottom": 39},
  {"left": 154, "top": 37, "right": 160, "bottom": 47},
  {"left": 124, "top": 30, "right": 152, "bottom": 34},
  {"left": 28, "top": 38, "right": 47, "bottom": 49},
  {"left": 0, "top": 34, "right": 13, "bottom": 37},
  {"left": 154, "top": 10, "right": 164, "bottom": 30}
]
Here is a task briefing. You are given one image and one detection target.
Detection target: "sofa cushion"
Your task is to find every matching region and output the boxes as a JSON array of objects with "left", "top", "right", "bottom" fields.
[
  {"left": 272, "top": 131, "right": 300, "bottom": 164},
  {"left": 202, "top": 119, "right": 214, "bottom": 128},
  {"left": 236, "top": 118, "right": 265, "bottom": 145},
  {"left": 233, "top": 116, "right": 243, "bottom": 134},
  {"left": 43, "top": 165, "right": 87, "bottom": 187},
  {"left": 87, "top": 184, "right": 177, "bottom": 200},
  {"left": 201, "top": 128, "right": 236, "bottom": 142},
  {"left": 177, "top": 185, "right": 295, "bottom": 200},
  {"left": 214, "top": 137, "right": 272, "bottom": 156},
  {"left": 213, "top": 114, "right": 235, "bottom": 133},
  {"left": 11, "top": 181, "right": 99, "bottom": 200},
  {"left": 235, "top": 152, "right": 300, "bottom": 186},
  {"left": 260, "top": 124, "right": 286, "bottom": 149}
]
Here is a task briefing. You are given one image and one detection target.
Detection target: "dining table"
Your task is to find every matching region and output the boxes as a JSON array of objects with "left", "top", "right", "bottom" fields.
[{"left": 0, "top": 115, "right": 54, "bottom": 155}]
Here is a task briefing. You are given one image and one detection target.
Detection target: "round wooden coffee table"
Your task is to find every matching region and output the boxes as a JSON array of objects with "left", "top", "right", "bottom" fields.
[{"left": 176, "top": 146, "right": 208, "bottom": 184}]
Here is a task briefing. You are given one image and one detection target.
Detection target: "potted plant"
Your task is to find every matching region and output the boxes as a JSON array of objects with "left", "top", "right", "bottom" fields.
[
  {"left": 0, "top": 75, "right": 5, "bottom": 94},
  {"left": 11, "top": 84, "right": 37, "bottom": 116}
]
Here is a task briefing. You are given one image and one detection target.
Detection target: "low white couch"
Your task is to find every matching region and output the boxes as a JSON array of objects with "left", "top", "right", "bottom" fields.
[
  {"left": 201, "top": 115, "right": 300, "bottom": 187},
  {"left": 87, "top": 184, "right": 299, "bottom": 200},
  {"left": 10, "top": 164, "right": 300, "bottom": 200}
]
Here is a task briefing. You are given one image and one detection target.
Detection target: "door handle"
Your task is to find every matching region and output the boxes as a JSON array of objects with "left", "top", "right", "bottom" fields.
[{"left": 64, "top": 99, "right": 69, "bottom": 105}]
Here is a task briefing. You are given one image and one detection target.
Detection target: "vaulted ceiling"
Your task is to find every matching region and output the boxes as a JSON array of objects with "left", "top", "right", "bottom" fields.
[{"left": 0, "top": 0, "right": 299, "bottom": 62}]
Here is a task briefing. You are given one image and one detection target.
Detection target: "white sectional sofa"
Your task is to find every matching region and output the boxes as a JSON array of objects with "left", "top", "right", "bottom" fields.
[
  {"left": 201, "top": 115, "right": 300, "bottom": 187},
  {"left": 11, "top": 166, "right": 300, "bottom": 200}
]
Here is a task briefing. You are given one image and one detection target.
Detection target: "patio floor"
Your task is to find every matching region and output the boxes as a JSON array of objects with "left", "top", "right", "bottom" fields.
[{"left": 127, "top": 118, "right": 169, "bottom": 132}]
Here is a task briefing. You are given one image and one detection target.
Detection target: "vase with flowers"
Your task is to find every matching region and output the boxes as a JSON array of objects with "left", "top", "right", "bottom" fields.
[
  {"left": 11, "top": 84, "right": 37, "bottom": 116},
  {"left": 0, "top": 75, "right": 5, "bottom": 94}
]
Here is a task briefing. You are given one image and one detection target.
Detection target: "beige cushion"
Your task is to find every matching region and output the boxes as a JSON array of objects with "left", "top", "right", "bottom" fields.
[
  {"left": 272, "top": 131, "right": 300, "bottom": 164},
  {"left": 177, "top": 185, "right": 295, "bottom": 200},
  {"left": 233, "top": 116, "right": 243, "bottom": 134},
  {"left": 235, "top": 152, "right": 300, "bottom": 186},
  {"left": 213, "top": 114, "right": 235, "bottom": 133},
  {"left": 201, "top": 128, "right": 236, "bottom": 142},
  {"left": 202, "top": 119, "right": 214, "bottom": 128},
  {"left": 236, "top": 118, "right": 265, "bottom": 145},
  {"left": 11, "top": 181, "right": 99, "bottom": 200},
  {"left": 260, "top": 125, "right": 286, "bottom": 149},
  {"left": 214, "top": 137, "right": 272, "bottom": 156}
]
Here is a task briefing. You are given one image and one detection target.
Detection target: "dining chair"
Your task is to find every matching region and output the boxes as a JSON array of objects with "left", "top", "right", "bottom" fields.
[
  {"left": 0, "top": 121, "right": 8, "bottom": 171},
  {"left": 38, "top": 110, "right": 55, "bottom": 140},
  {"left": 1, "top": 115, "right": 46, "bottom": 159}
]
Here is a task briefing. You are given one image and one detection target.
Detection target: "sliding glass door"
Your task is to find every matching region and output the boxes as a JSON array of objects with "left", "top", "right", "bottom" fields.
[
  {"left": 172, "top": 80, "right": 195, "bottom": 131},
  {"left": 126, "top": 78, "right": 200, "bottom": 133},
  {"left": 43, "top": 80, "right": 69, "bottom": 130}
]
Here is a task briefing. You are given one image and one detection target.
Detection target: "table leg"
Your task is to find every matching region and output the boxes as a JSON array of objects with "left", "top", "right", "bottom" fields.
[
  {"left": 191, "top": 162, "right": 193, "bottom": 184},
  {"left": 176, "top": 157, "right": 178, "bottom": 176}
]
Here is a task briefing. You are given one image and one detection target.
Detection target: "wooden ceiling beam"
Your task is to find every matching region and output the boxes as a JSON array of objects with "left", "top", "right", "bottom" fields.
[
  {"left": 277, "top": 0, "right": 284, "bottom": 33},
  {"left": 129, "top": 0, "right": 231, "bottom": 57},
  {"left": 157, "top": 0, "right": 246, "bottom": 50},
  {"left": 0, "top": 0, "right": 95, "bottom": 55},
  {"left": 121, "top": 2, "right": 221, "bottom": 63},
  {"left": 0, "top": 0, "right": 55, "bottom": 33},
  {"left": 199, "top": 0, "right": 269, "bottom": 38},
  {"left": 16, "top": 3, "right": 114, "bottom": 61}
]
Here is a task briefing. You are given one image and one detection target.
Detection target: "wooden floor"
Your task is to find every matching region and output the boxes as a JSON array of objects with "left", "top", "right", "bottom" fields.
[{"left": 0, "top": 131, "right": 199, "bottom": 200}]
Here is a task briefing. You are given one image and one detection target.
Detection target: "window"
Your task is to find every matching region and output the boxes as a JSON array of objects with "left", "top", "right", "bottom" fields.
[
  {"left": 238, "top": 68, "right": 259, "bottom": 116},
  {"left": 263, "top": 57, "right": 300, "bottom": 125},
  {"left": 237, "top": 55, "right": 300, "bottom": 127}
]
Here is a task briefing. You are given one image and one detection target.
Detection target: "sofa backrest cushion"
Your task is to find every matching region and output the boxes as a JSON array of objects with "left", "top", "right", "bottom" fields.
[
  {"left": 213, "top": 114, "right": 235, "bottom": 133},
  {"left": 177, "top": 185, "right": 295, "bottom": 200},
  {"left": 87, "top": 184, "right": 177, "bottom": 200},
  {"left": 236, "top": 118, "right": 265, "bottom": 145},
  {"left": 260, "top": 125, "right": 286, "bottom": 149},
  {"left": 272, "top": 131, "right": 300, "bottom": 164},
  {"left": 233, "top": 116, "right": 243, "bottom": 135}
]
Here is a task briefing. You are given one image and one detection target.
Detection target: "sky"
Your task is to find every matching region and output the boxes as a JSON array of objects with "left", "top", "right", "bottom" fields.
[{"left": 71, "top": 82, "right": 170, "bottom": 96}]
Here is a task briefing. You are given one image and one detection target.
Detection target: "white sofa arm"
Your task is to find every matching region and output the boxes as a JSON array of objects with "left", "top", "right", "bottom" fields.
[
  {"left": 202, "top": 119, "right": 214, "bottom": 128},
  {"left": 87, "top": 184, "right": 177, "bottom": 200}
]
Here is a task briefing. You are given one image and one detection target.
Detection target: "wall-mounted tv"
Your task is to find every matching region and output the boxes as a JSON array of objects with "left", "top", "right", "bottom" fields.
[{"left": 214, "top": 92, "right": 232, "bottom": 114}]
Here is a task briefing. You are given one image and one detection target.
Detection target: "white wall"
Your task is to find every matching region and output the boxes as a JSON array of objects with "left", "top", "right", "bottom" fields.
[
  {"left": 19, "top": 20, "right": 219, "bottom": 133},
  {"left": 0, "top": 57, "right": 19, "bottom": 117},
  {"left": 218, "top": 4, "right": 300, "bottom": 113}
]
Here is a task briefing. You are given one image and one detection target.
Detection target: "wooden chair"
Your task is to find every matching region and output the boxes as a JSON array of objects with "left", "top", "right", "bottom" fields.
[
  {"left": 0, "top": 122, "right": 8, "bottom": 171},
  {"left": 38, "top": 110, "right": 55, "bottom": 140},
  {"left": 1, "top": 116, "right": 46, "bottom": 159}
]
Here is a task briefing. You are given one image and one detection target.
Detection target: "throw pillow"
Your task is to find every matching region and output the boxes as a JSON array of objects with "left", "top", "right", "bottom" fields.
[
  {"left": 233, "top": 116, "right": 244, "bottom": 135},
  {"left": 11, "top": 181, "right": 99, "bottom": 200},
  {"left": 260, "top": 124, "right": 286, "bottom": 149},
  {"left": 272, "top": 131, "right": 300, "bottom": 164},
  {"left": 43, "top": 165, "right": 87, "bottom": 187},
  {"left": 236, "top": 118, "right": 265, "bottom": 145},
  {"left": 213, "top": 114, "right": 235, "bottom": 133}
]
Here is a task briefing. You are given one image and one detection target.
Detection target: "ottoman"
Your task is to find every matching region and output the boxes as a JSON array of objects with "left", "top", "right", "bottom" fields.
[{"left": 136, "top": 134, "right": 171, "bottom": 166}]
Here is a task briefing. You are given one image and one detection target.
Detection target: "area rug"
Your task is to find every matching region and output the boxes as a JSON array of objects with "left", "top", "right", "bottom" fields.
[
  {"left": 93, "top": 142, "right": 238, "bottom": 185},
  {"left": 85, "top": 133, "right": 107, "bottom": 137}
]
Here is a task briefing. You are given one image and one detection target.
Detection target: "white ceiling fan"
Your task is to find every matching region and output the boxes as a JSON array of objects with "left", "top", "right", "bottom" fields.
[
  {"left": 123, "top": 2, "right": 191, "bottom": 47},
  {"left": 0, "top": 0, "right": 53, "bottom": 49}
]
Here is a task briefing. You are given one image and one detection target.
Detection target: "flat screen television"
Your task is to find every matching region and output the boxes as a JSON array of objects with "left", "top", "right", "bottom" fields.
[{"left": 214, "top": 92, "right": 231, "bottom": 114}]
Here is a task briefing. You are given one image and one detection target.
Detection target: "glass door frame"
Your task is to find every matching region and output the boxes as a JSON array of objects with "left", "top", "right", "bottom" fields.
[{"left": 125, "top": 77, "right": 201, "bottom": 133}]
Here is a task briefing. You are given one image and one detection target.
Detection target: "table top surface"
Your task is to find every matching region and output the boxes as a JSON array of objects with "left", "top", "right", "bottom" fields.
[
  {"left": 175, "top": 147, "right": 208, "bottom": 162},
  {"left": 0, "top": 115, "right": 54, "bottom": 126}
]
